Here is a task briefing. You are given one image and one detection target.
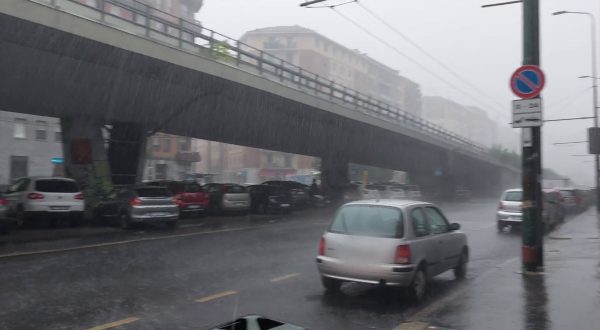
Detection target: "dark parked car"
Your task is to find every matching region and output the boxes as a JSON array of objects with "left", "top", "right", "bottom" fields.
[
  {"left": 146, "top": 180, "right": 209, "bottom": 217},
  {"left": 94, "top": 185, "right": 179, "bottom": 229},
  {"left": 262, "top": 180, "right": 310, "bottom": 207},
  {"left": 558, "top": 188, "right": 586, "bottom": 214},
  {"left": 0, "top": 193, "right": 9, "bottom": 234},
  {"left": 203, "top": 183, "right": 250, "bottom": 214},
  {"left": 247, "top": 184, "right": 293, "bottom": 214}
]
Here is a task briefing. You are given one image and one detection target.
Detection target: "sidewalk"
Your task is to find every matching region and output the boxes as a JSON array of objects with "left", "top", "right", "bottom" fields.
[{"left": 414, "top": 208, "right": 600, "bottom": 330}]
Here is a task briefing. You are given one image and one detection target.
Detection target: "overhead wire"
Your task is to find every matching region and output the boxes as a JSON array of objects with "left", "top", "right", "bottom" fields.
[
  {"left": 356, "top": 1, "right": 509, "bottom": 117},
  {"left": 330, "top": 6, "right": 506, "bottom": 117}
]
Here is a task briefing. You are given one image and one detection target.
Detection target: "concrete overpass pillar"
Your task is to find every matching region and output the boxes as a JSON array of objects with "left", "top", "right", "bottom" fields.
[
  {"left": 107, "top": 123, "right": 147, "bottom": 185},
  {"left": 61, "top": 117, "right": 113, "bottom": 217},
  {"left": 61, "top": 119, "right": 148, "bottom": 219},
  {"left": 320, "top": 155, "right": 349, "bottom": 201}
]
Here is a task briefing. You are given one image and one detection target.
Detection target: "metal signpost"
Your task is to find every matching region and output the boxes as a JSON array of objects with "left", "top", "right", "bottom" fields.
[{"left": 511, "top": 0, "right": 544, "bottom": 273}]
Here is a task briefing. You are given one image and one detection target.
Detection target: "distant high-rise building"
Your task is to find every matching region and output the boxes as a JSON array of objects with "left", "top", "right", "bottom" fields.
[
  {"left": 421, "top": 96, "right": 517, "bottom": 150},
  {"left": 240, "top": 25, "right": 422, "bottom": 116}
]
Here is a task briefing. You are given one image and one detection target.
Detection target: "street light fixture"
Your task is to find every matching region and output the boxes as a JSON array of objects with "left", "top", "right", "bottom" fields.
[{"left": 553, "top": 10, "right": 600, "bottom": 211}]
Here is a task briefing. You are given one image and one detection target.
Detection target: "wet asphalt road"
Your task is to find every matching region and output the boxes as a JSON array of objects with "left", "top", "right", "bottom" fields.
[{"left": 0, "top": 199, "right": 522, "bottom": 330}]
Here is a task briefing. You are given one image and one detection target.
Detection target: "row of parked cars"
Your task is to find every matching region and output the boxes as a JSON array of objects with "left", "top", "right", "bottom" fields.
[
  {"left": 496, "top": 187, "right": 594, "bottom": 232},
  {"left": 342, "top": 182, "right": 423, "bottom": 202},
  {"left": 0, "top": 177, "right": 315, "bottom": 231}
]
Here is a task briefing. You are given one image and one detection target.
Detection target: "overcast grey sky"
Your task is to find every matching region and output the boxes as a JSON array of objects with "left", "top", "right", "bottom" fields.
[{"left": 198, "top": 0, "right": 600, "bottom": 186}]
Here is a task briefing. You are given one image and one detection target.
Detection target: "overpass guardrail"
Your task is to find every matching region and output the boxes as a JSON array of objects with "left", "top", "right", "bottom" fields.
[{"left": 30, "top": 0, "right": 488, "bottom": 155}]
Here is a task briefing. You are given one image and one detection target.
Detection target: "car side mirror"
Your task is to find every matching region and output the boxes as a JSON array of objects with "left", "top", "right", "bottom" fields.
[{"left": 449, "top": 223, "right": 461, "bottom": 231}]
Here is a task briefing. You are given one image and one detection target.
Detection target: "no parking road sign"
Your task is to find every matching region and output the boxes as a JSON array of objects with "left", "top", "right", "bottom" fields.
[{"left": 510, "top": 65, "right": 545, "bottom": 99}]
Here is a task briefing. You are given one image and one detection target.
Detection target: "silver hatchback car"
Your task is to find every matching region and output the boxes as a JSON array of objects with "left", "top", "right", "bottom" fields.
[{"left": 316, "top": 200, "right": 468, "bottom": 302}]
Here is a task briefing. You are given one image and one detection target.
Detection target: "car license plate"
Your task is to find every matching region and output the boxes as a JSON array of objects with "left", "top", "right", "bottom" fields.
[
  {"left": 188, "top": 205, "right": 200, "bottom": 209},
  {"left": 149, "top": 212, "right": 167, "bottom": 217},
  {"left": 280, "top": 204, "right": 290, "bottom": 207},
  {"left": 50, "top": 206, "right": 69, "bottom": 210}
]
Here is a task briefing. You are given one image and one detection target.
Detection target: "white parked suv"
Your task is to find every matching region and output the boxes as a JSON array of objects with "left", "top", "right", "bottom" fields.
[{"left": 4, "top": 177, "right": 85, "bottom": 227}]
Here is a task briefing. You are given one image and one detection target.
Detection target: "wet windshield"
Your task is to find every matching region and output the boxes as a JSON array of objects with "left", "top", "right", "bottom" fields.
[
  {"left": 34, "top": 179, "right": 79, "bottom": 193},
  {"left": 330, "top": 205, "right": 403, "bottom": 238},
  {"left": 504, "top": 191, "right": 523, "bottom": 202},
  {"left": 136, "top": 187, "right": 171, "bottom": 197},
  {"left": 2, "top": 0, "right": 598, "bottom": 329}
]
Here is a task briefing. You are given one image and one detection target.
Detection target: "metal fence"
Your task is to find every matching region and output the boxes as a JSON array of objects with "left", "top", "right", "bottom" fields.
[{"left": 31, "top": 0, "right": 487, "bottom": 154}]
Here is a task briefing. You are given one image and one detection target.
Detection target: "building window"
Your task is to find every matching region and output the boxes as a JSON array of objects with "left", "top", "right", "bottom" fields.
[
  {"left": 10, "top": 156, "right": 28, "bottom": 181},
  {"left": 152, "top": 137, "right": 160, "bottom": 151},
  {"left": 35, "top": 120, "right": 47, "bottom": 141},
  {"left": 179, "top": 137, "right": 191, "bottom": 151},
  {"left": 55, "top": 127, "right": 62, "bottom": 142},
  {"left": 162, "top": 138, "right": 171, "bottom": 152},
  {"left": 13, "top": 118, "right": 26, "bottom": 139}
]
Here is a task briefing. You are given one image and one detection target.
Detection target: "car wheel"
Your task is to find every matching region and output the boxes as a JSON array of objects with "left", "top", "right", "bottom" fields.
[
  {"left": 213, "top": 202, "right": 223, "bottom": 216},
  {"left": 497, "top": 222, "right": 505, "bottom": 232},
  {"left": 454, "top": 249, "right": 468, "bottom": 280},
  {"left": 321, "top": 276, "right": 342, "bottom": 293},
  {"left": 258, "top": 202, "right": 267, "bottom": 214},
  {"left": 16, "top": 208, "right": 27, "bottom": 228},
  {"left": 409, "top": 267, "right": 427, "bottom": 303},
  {"left": 119, "top": 213, "right": 132, "bottom": 230},
  {"left": 70, "top": 215, "right": 84, "bottom": 227}
]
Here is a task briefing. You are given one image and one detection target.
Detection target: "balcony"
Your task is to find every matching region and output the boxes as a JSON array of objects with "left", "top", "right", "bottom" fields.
[{"left": 176, "top": 151, "right": 201, "bottom": 162}]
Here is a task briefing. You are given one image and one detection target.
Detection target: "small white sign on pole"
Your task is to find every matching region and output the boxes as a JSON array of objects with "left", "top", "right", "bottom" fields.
[
  {"left": 522, "top": 127, "right": 533, "bottom": 147},
  {"left": 512, "top": 98, "right": 542, "bottom": 128}
]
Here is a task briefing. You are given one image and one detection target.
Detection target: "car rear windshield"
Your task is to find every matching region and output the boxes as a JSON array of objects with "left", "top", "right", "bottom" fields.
[
  {"left": 181, "top": 183, "right": 203, "bottom": 193},
  {"left": 225, "top": 185, "right": 246, "bottom": 193},
  {"left": 136, "top": 187, "right": 171, "bottom": 197},
  {"left": 559, "top": 190, "right": 574, "bottom": 197},
  {"left": 35, "top": 179, "right": 79, "bottom": 193},
  {"left": 329, "top": 205, "right": 403, "bottom": 238},
  {"left": 504, "top": 191, "right": 522, "bottom": 201}
]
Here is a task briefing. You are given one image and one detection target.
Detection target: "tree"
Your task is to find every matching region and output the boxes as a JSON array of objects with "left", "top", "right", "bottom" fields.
[
  {"left": 212, "top": 40, "right": 235, "bottom": 64},
  {"left": 489, "top": 144, "right": 520, "bottom": 168}
]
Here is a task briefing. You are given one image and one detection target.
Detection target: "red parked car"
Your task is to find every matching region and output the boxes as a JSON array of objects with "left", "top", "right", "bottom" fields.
[{"left": 146, "top": 180, "right": 209, "bottom": 217}]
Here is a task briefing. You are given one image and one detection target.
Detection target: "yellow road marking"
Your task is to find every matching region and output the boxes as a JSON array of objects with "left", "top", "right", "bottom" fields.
[
  {"left": 196, "top": 290, "right": 237, "bottom": 303},
  {"left": 85, "top": 316, "right": 140, "bottom": 330},
  {"left": 393, "top": 321, "right": 431, "bottom": 330},
  {"left": 270, "top": 273, "right": 301, "bottom": 282}
]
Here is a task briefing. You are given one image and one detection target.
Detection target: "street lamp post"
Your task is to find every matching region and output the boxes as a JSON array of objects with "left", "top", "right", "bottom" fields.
[{"left": 553, "top": 11, "right": 600, "bottom": 211}]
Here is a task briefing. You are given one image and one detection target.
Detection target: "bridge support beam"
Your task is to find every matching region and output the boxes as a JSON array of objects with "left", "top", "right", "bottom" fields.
[
  {"left": 107, "top": 123, "right": 147, "bottom": 185},
  {"left": 61, "top": 118, "right": 148, "bottom": 219},
  {"left": 320, "top": 155, "right": 349, "bottom": 201},
  {"left": 61, "top": 117, "right": 113, "bottom": 218}
]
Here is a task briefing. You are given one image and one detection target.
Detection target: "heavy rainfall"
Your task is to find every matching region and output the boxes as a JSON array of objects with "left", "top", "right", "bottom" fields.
[{"left": 0, "top": 0, "right": 599, "bottom": 329}]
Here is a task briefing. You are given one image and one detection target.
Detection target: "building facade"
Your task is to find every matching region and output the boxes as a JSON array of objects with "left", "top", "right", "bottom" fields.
[
  {"left": 0, "top": 111, "right": 64, "bottom": 186},
  {"left": 144, "top": 133, "right": 200, "bottom": 181},
  {"left": 240, "top": 26, "right": 422, "bottom": 116},
  {"left": 421, "top": 96, "right": 511, "bottom": 149},
  {"left": 192, "top": 140, "right": 316, "bottom": 184}
]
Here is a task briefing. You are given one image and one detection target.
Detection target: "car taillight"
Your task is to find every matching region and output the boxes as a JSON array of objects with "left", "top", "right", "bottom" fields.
[
  {"left": 318, "top": 237, "right": 326, "bottom": 256},
  {"left": 173, "top": 194, "right": 182, "bottom": 205},
  {"left": 129, "top": 197, "right": 142, "bottom": 206},
  {"left": 394, "top": 245, "right": 411, "bottom": 264},
  {"left": 27, "top": 192, "right": 45, "bottom": 200},
  {"left": 498, "top": 201, "right": 504, "bottom": 210},
  {"left": 0, "top": 198, "right": 7, "bottom": 206},
  {"left": 74, "top": 193, "right": 84, "bottom": 200}
]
